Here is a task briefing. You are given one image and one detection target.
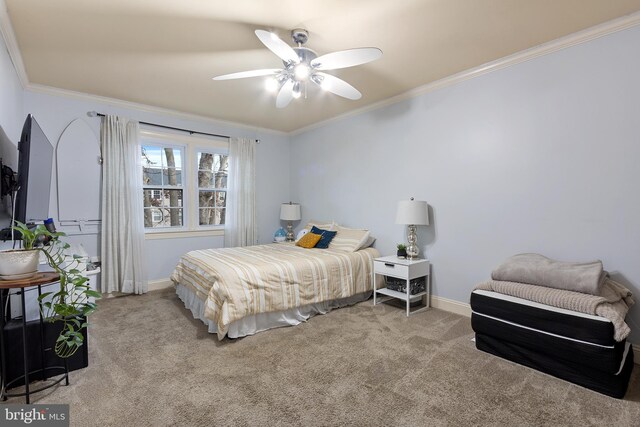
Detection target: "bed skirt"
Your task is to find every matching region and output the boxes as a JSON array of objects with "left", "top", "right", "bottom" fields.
[{"left": 176, "top": 283, "right": 371, "bottom": 338}]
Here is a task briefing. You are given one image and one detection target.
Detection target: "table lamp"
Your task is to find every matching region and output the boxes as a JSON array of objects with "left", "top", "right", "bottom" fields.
[
  {"left": 395, "top": 198, "right": 429, "bottom": 259},
  {"left": 280, "top": 202, "right": 301, "bottom": 242}
]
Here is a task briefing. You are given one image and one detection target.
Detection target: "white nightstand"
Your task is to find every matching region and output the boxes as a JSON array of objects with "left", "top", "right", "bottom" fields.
[{"left": 373, "top": 256, "right": 430, "bottom": 316}]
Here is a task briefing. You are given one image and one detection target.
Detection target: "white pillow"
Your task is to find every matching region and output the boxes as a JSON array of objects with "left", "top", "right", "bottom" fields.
[
  {"left": 329, "top": 225, "right": 370, "bottom": 252},
  {"left": 295, "top": 229, "right": 309, "bottom": 242},
  {"left": 357, "top": 235, "right": 376, "bottom": 251},
  {"left": 303, "top": 220, "right": 336, "bottom": 231}
]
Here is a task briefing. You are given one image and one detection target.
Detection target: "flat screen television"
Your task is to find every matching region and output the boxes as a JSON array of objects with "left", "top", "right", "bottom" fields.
[{"left": 14, "top": 114, "right": 54, "bottom": 224}]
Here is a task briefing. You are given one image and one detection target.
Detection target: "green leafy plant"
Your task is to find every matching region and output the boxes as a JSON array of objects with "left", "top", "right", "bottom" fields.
[
  {"left": 11, "top": 221, "right": 100, "bottom": 358},
  {"left": 397, "top": 243, "right": 407, "bottom": 251},
  {"left": 11, "top": 220, "right": 40, "bottom": 250}
]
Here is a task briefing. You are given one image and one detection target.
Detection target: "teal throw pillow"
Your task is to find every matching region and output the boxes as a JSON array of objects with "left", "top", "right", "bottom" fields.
[{"left": 311, "top": 226, "right": 337, "bottom": 249}]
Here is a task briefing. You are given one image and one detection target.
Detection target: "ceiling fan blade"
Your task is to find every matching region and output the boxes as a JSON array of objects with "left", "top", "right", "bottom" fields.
[
  {"left": 276, "top": 79, "right": 295, "bottom": 108},
  {"left": 255, "top": 30, "right": 299, "bottom": 64},
  {"left": 311, "top": 48, "right": 382, "bottom": 71},
  {"left": 213, "top": 69, "right": 282, "bottom": 81},
  {"left": 313, "top": 73, "right": 361, "bottom": 100}
]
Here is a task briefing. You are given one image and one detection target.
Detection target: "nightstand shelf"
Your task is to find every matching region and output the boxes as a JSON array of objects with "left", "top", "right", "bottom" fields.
[
  {"left": 373, "top": 256, "right": 430, "bottom": 316},
  {"left": 375, "top": 287, "right": 426, "bottom": 301}
]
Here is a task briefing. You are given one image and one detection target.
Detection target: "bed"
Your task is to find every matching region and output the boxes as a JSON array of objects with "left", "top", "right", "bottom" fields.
[
  {"left": 471, "top": 289, "right": 634, "bottom": 398},
  {"left": 171, "top": 242, "right": 381, "bottom": 339}
]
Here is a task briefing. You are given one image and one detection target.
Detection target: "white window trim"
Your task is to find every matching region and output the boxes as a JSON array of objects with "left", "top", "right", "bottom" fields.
[
  {"left": 144, "top": 229, "right": 225, "bottom": 240},
  {"left": 140, "top": 129, "right": 229, "bottom": 238},
  {"left": 141, "top": 139, "right": 187, "bottom": 233}
]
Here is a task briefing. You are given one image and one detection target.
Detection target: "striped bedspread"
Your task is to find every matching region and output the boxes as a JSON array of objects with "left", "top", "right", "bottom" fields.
[{"left": 170, "top": 243, "right": 380, "bottom": 338}]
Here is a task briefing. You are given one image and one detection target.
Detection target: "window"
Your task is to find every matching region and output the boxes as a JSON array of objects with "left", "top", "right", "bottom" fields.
[
  {"left": 151, "top": 210, "right": 163, "bottom": 223},
  {"left": 197, "top": 151, "right": 228, "bottom": 226},
  {"left": 140, "top": 130, "right": 228, "bottom": 234},
  {"left": 142, "top": 145, "right": 184, "bottom": 228}
]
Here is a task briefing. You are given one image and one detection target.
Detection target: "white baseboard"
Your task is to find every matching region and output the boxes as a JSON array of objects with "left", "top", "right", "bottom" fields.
[
  {"left": 431, "top": 295, "right": 471, "bottom": 317},
  {"left": 147, "top": 278, "right": 174, "bottom": 292},
  {"left": 430, "top": 295, "right": 640, "bottom": 366}
]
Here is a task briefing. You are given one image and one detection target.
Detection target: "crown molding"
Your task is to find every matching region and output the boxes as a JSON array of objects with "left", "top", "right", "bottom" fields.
[
  {"left": 0, "top": 0, "right": 288, "bottom": 136},
  {"left": 0, "top": 0, "right": 28, "bottom": 88},
  {"left": 290, "top": 11, "right": 640, "bottom": 136},
  {"left": 1, "top": 1, "right": 287, "bottom": 138},
  {"left": 26, "top": 83, "right": 288, "bottom": 137},
  {"left": 3, "top": 0, "right": 640, "bottom": 137}
]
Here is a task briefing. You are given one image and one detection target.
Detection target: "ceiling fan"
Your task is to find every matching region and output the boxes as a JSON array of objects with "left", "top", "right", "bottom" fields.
[{"left": 213, "top": 29, "right": 382, "bottom": 108}]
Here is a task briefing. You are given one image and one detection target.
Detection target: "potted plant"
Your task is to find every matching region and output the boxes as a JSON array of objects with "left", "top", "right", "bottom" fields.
[
  {"left": 11, "top": 221, "right": 100, "bottom": 358},
  {"left": 0, "top": 223, "right": 41, "bottom": 279},
  {"left": 397, "top": 243, "right": 407, "bottom": 259}
]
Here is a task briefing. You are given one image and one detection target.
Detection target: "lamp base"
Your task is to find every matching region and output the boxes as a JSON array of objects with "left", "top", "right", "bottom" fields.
[
  {"left": 285, "top": 222, "right": 295, "bottom": 242},
  {"left": 406, "top": 224, "right": 419, "bottom": 259}
]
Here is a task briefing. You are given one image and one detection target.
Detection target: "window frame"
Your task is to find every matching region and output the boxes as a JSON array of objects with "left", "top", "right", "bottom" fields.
[
  {"left": 139, "top": 129, "right": 228, "bottom": 237},
  {"left": 141, "top": 141, "right": 186, "bottom": 231},
  {"left": 195, "top": 149, "right": 228, "bottom": 230},
  {"left": 151, "top": 210, "right": 163, "bottom": 223}
]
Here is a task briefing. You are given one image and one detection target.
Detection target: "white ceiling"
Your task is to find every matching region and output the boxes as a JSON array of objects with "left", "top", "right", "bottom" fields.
[{"left": 6, "top": 0, "right": 640, "bottom": 132}]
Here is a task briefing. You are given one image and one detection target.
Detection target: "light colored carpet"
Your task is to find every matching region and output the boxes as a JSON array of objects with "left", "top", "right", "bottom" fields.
[{"left": 6, "top": 287, "right": 640, "bottom": 426}]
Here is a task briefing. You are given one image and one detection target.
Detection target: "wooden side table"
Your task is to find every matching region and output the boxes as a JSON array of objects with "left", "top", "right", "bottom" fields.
[{"left": 0, "top": 272, "right": 68, "bottom": 403}]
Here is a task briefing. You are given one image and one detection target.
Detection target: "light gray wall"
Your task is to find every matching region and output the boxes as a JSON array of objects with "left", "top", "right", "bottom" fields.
[
  {"left": 0, "top": 28, "right": 22, "bottom": 146},
  {"left": 22, "top": 90, "right": 291, "bottom": 280},
  {"left": 290, "top": 26, "right": 640, "bottom": 341},
  {"left": 0, "top": 28, "right": 23, "bottom": 229}
]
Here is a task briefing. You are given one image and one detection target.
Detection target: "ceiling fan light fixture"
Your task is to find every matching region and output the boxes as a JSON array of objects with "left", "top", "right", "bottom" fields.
[
  {"left": 265, "top": 77, "right": 279, "bottom": 92},
  {"left": 215, "top": 29, "right": 382, "bottom": 107},
  {"left": 311, "top": 74, "right": 329, "bottom": 91},
  {"left": 292, "top": 81, "right": 301, "bottom": 99},
  {"left": 294, "top": 63, "right": 310, "bottom": 81}
]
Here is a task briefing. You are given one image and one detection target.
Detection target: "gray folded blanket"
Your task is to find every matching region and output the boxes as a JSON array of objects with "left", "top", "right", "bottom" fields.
[{"left": 492, "top": 253, "right": 606, "bottom": 295}]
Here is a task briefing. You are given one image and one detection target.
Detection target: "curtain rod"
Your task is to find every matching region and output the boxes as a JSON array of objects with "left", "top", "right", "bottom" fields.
[{"left": 87, "top": 111, "right": 260, "bottom": 143}]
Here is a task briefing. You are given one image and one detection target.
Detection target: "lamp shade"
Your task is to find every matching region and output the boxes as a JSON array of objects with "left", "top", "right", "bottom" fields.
[
  {"left": 395, "top": 199, "right": 429, "bottom": 225},
  {"left": 280, "top": 203, "right": 301, "bottom": 221}
]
